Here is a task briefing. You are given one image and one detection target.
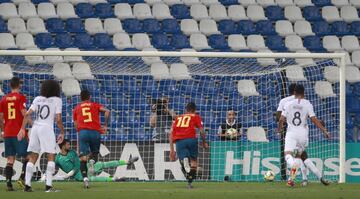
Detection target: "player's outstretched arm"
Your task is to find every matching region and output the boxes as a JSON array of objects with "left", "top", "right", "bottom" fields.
[
  {"left": 0, "top": 112, "right": 4, "bottom": 133},
  {"left": 18, "top": 109, "right": 33, "bottom": 141},
  {"left": 56, "top": 113, "right": 65, "bottom": 144},
  {"left": 199, "top": 128, "right": 209, "bottom": 149},
  {"left": 100, "top": 107, "right": 110, "bottom": 133},
  {"left": 277, "top": 115, "right": 286, "bottom": 134},
  {"left": 310, "top": 117, "right": 330, "bottom": 139},
  {"left": 169, "top": 128, "right": 176, "bottom": 161}
]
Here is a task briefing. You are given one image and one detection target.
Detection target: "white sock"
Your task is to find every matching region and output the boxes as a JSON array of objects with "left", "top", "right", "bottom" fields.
[
  {"left": 46, "top": 161, "right": 55, "bottom": 187},
  {"left": 304, "top": 159, "right": 322, "bottom": 180},
  {"left": 25, "top": 162, "right": 35, "bottom": 187},
  {"left": 298, "top": 158, "right": 308, "bottom": 181},
  {"left": 285, "top": 154, "right": 295, "bottom": 168}
]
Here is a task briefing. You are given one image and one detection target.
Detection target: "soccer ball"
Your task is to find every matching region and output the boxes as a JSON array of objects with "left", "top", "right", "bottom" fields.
[
  {"left": 264, "top": 170, "right": 275, "bottom": 182},
  {"left": 226, "top": 128, "right": 238, "bottom": 139}
]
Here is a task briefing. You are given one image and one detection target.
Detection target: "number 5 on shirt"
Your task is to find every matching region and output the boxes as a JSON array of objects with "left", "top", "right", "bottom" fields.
[{"left": 82, "top": 107, "right": 92, "bottom": 123}]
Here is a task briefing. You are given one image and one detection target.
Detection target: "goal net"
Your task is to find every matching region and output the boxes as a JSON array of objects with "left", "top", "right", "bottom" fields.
[{"left": 0, "top": 51, "right": 345, "bottom": 183}]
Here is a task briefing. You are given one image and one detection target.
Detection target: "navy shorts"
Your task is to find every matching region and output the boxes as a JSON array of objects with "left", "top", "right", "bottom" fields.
[
  {"left": 175, "top": 138, "right": 198, "bottom": 160},
  {"left": 4, "top": 137, "right": 28, "bottom": 157},
  {"left": 79, "top": 130, "right": 101, "bottom": 157}
]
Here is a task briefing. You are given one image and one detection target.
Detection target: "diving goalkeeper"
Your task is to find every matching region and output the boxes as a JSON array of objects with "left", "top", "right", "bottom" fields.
[{"left": 55, "top": 139, "right": 138, "bottom": 182}]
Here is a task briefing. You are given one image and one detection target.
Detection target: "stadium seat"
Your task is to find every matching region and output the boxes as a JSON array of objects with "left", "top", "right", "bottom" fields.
[
  {"left": 85, "top": 18, "right": 105, "bottom": 35},
  {"left": 162, "top": 19, "right": 181, "bottom": 34},
  {"left": 303, "top": 6, "right": 323, "bottom": 21},
  {"left": 38, "top": 3, "right": 57, "bottom": 19},
  {"left": 66, "top": 18, "right": 86, "bottom": 33},
  {"left": 285, "top": 35, "right": 305, "bottom": 51},
  {"left": 170, "top": 34, "right": 191, "bottom": 49},
  {"left": 275, "top": 0, "right": 294, "bottom": 7},
  {"left": 170, "top": 63, "right": 191, "bottom": 80},
  {"left": 95, "top": 3, "right": 115, "bottom": 18},
  {"left": 94, "top": 33, "right": 115, "bottom": 50},
  {"left": 334, "top": 50, "right": 352, "bottom": 65},
  {"left": 284, "top": 5, "right": 304, "bottom": 22},
  {"left": 0, "top": 3, "right": 18, "bottom": 20},
  {"left": 162, "top": 0, "right": 182, "bottom": 5},
  {"left": 23, "top": 47, "right": 46, "bottom": 65},
  {"left": 52, "top": 0, "right": 72, "bottom": 4},
  {"left": 18, "top": 2, "right": 37, "bottom": 20},
  {"left": 209, "top": 4, "right": 228, "bottom": 21},
  {"left": 208, "top": 34, "right": 230, "bottom": 50},
  {"left": 340, "top": 6, "right": 359, "bottom": 22},
  {"left": 303, "top": 35, "right": 326, "bottom": 52},
  {"left": 151, "top": 34, "right": 172, "bottom": 50},
  {"left": 35, "top": 32, "right": 53, "bottom": 48},
  {"left": 237, "top": 20, "right": 257, "bottom": 35},
  {"left": 324, "top": 66, "right": 340, "bottom": 83},
  {"left": 315, "top": 81, "right": 336, "bottom": 98},
  {"left": 323, "top": 36, "right": 342, "bottom": 51},
  {"left": 350, "top": 0, "right": 360, "bottom": 8},
  {"left": 145, "top": 0, "right": 161, "bottom": 5},
  {"left": 72, "top": 62, "right": 94, "bottom": 80},
  {"left": 275, "top": 20, "right": 294, "bottom": 36},
  {"left": 218, "top": 20, "right": 237, "bottom": 34},
  {"left": 247, "top": 34, "right": 267, "bottom": 51},
  {"left": 257, "top": 0, "right": 276, "bottom": 7},
  {"left": 189, "top": 33, "right": 211, "bottom": 50},
  {"left": 313, "top": 0, "right": 332, "bottom": 7},
  {"left": 286, "top": 65, "right": 307, "bottom": 81},
  {"left": 113, "top": 33, "right": 134, "bottom": 49},
  {"left": 27, "top": 17, "right": 47, "bottom": 35},
  {"left": 181, "top": 19, "right": 200, "bottom": 35},
  {"left": 75, "top": 3, "right": 95, "bottom": 18},
  {"left": 352, "top": 50, "right": 360, "bottom": 67},
  {"left": 256, "top": 20, "right": 276, "bottom": 35},
  {"left": 53, "top": 63, "right": 73, "bottom": 80},
  {"left": 294, "top": 0, "right": 313, "bottom": 7},
  {"left": 88, "top": 0, "right": 107, "bottom": 4},
  {"left": 332, "top": 0, "right": 349, "bottom": 7},
  {"left": 44, "top": 47, "right": 63, "bottom": 63},
  {"left": 151, "top": 63, "right": 170, "bottom": 79},
  {"left": 228, "top": 5, "right": 248, "bottom": 21},
  {"left": 123, "top": 18, "right": 143, "bottom": 33},
  {"left": 0, "top": 18, "right": 8, "bottom": 33},
  {"left": 257, "top": 49, "right": 277, "bottom": 65},
  {"left": 322, "top": 6, "right": 341, "bottom": 22},
  {"left": 347, "top": 66, "right": 360, "bottom": 83},
  {"left": 141, "top": 47, "right": 163, "bottom": 65},
  {"left": 0, "top": 63, "right": 13, "bottom": 81},
  {"left": 7, "top": 18, "right": 27, "bottom": 34},
  {"left": 312, "top": 21, "right": 331, "bottom": 36},
  {"left": 265, "top": 35, "right": 288, "bottom": 52},
  {"left": 247, "top": 5, "right": 267, "bottom": 21},
  {"left": 114, "top": 3, "right": 134, "bottom": 19},
  {"left": 183, "top": 0, "right": 200, "bottom": 5},
  {"left": 16, "top": 33, "right": 36, "bottom": 49},
  {"left": 152, "top": 3, "right": 173, "bottom": 20},
  {"left": 104, "top": 18, "right": 124, "bottom": 35},
  {"left": 295, "top": 49, "right": 315, "bottom": 65},
  {"left": 265, "top": 5, "right": 284, "bottom": 20},
  {"left": 294, "top": 20, "right": 314, "bottom": 36},
  {"left": 46, "top": 18, "right": 65, "bottom": 33},
  {"left": 57, "top": 2, "right": 77, "bottom": 19},
  {"left": 74, "top": 33, "right": 95, "bottom": 50},
  {"left": 332, "top": 21, "right": 350, "bottom": 36},
  {"left": 190, "top": 4, "right": 209, "bottom": 21},
  {"left": 32, "top": 0, "right": 50, "bottom": 3},
  {"left": 180, "top": 48, "right": 201, "bottom": 64},
  {"left": 55, "top": 33, "right": 74, "bottom": 48},
  {"left": 63, "top": 47, "right": 84, "bottom": 62},
  {"left": 199, "top": 19, "right": 220, "bottom": 36},
  {"left": 62, "top": 78, "right": 81, "bottom": 96},
  {"left": 228, "top": 34, "right": 248, "bottom": 51},
  {"left": 342, "top": 35, "right": 360, "bottom": 52},
  {"left": 171, "top": 4, "right": 191, "bottom": 19},
  {"left": 133, "top": 3, "right": 153, "bottom": 20},
  {"left": 132, "top": 33, "right": 152, "bottom": 50},
  {"left": 240, "top": 0, "right": 257, "bottom": 7},
  {"left": 143, "top": 19, "right": 161, "bottom": 34},
  {"left": 237, "top": 80, "right": 260, "bottom": 96}
]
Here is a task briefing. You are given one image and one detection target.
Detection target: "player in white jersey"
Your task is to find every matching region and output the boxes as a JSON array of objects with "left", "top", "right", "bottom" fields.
[
  {"left": 18, "top": 80, "right": 65, "bottom": 192},
  {"left": 278, "top": 84, "right": 330, "bottom": 187}
]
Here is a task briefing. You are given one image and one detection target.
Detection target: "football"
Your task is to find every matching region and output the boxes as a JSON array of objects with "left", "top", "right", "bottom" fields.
[
  {"left": 264, "top": 170, "right": 275, "bottom": 182},
  {"left": 226, "top": 128, "right": 238, "bottom": 139}
]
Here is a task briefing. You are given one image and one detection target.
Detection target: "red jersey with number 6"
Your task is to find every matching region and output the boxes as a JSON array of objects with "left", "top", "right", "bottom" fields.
[
  {"left": 171, "top": 113, "right": 203, "bottom": 142},
  {"left": 73, "top": 101, "right": 103, "bottom": 133},
  {"left": 0, "top": 92, "right": 26, "bottom": 138}
]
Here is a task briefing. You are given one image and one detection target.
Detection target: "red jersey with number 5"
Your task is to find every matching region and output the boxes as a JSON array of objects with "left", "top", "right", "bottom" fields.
[
  {"left": 171, "top": 113, "right": 203, "bottom": 142},
  {"left": 73, "top": 101, "right": 103, "bottom": 133},
  {"left": 0, "top": 92, "right": 26, "bottom": 138}
]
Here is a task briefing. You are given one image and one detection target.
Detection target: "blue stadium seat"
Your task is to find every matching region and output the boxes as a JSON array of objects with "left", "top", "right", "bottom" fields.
[
  {"left": 127, "top": 0, "right": 144, "bottom": 4},
  {"left": 237, "top": 20, "right": 257, "bottom": 35},
  {"left": 32, "top": 0, "right": 49, "bottom": 3},
  {"left": 312, "top": 0, "right": 332, "bottom": 6},
  {"left": 95, "top": 3, "right": 115, "bottom": 18},
  {"left": 55, "top": 33, "right": 74, "bottom": 48},
  {"left": 161, "top": 19, "right": 181, "bottom": 34},
  {"left": 123, "top": 19, "right": 143, "bottom": 33},
  {"left": 35, "top": 33, "right": 53, "bottom": 49},
  {"left": 312, "top": 21, "right": 331, "bottom": 36},
  {"left": 108, "top": 0, "right": 126, "bottom": 3},
  {"left": 46, "top": 18, "right": 65, "bottom": 33},
  {"left": 94, "top": 33, "right": 115, "bottom": 50},
  {"left": 218, "top": 20, "right": 237, "bottom": 34},
  {"left": 303, "top": 6, "right": 323, "bottom": 21},
  {"left": 170, "top": 34, "right": 191, "bottom": 49},
  {"left": 74, "top": 33, "right": 95, "bottom": 50},
  {"left": 208, "top": 34, "right": 230, "bottom": 50},
  {"left": 303, "top": 35, "right": 326, "bottom": 52},
  {"left": 0, "top": 0, "right": 11, "bottom": 2},
  {"left": 350, "top": 21, "right": 360, "bottom": 36},
  {"left": 152, "top": 34, "right": 173, "bottom": 50},
  {"left": 256, "top": 20, "right": 276, "bottom": 35},
  {"left": 143, "top": 19, "right": 161, "bottom": 34},
  {"left": 219, "top": 0, "right": 238, "bottom": 5},
  {"left": 76, "top": 3, "right": 95, "bottom": 18},
  {"left": 171, "top": 4, "right": 191, "bottom": 19},
  {"left": 66, "top": 18, "right": 86, "bottom": 33},
  {"left": 347, "top": 96, "right": 360, "bottom": 113},
  {"left": 331, "top": 21, "right": 350, "bottom": 36},
  {"left": 265, "top": 6, "right": 285, "bottom": 21},
  {"left": 266, "top": 35, "right": 288, "bottom": 52},
  {"left": 0, "top": 18, "right": 8, "bottom": 33}
]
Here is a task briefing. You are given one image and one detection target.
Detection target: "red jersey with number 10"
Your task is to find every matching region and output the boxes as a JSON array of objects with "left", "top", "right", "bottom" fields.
[
  {"left": 73, "top": 101, "right": 103, "bottom": 133},
  {"left": 0, "top": 92, "right": 26, "bottom": 138},
  {"left": 171, "top": 113, "right": 203, "bottom": 142}
]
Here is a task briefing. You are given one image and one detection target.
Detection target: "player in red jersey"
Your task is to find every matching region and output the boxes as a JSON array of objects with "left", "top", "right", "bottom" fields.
[
  {"left": 0, "top": 77, "right": 29, "bottom": 191},
  {"left": 73, "top": 90, "right": 110, "bottom": 188},
  {"left": 169, "top": 102, "right": 209, "bottom": 189}
]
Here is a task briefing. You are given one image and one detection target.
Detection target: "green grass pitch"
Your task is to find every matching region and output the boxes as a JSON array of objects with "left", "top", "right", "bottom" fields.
[{"left": 0, "top": 182, "right": 359, "bottom": 199}]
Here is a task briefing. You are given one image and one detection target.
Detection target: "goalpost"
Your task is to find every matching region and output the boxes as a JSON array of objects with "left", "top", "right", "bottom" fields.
[{"left": 0, "top": 50, "right": 346, "bottom": 183}]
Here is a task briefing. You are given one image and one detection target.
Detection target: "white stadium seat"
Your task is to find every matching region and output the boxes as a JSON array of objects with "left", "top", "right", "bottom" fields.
[
  {"left": 27, "top": 18, "right": 47, "bottom": 35},
  {"left": 104, "top": 18, "right": 124, "bottom": 35},
  {"left": 324, "top": 66, "right": 340, "bottom": 83},
  {"left": 12, "top": 0, "right": 31, "bottom": 5},
  {"left": 63, "top": 48, "right": 84, "bottom": 62},
  {"left": 181, "top": 19, "right": 200, "bottom": 35},
  {"left": 0, "top": 3, "right": 18, "bottom": 20},
  {"left": 247, "top": 35, "right": 267, "bottom": 51},
  {"left": 85, "top": 18, "right": 105, "bottom": 35},
  {"left": 200, "top": 0, "right": 219, "bottom": 6},
  {"left": 113, "top": 33, "right": 133, "bottom": 50},
  {"left": 16, "top": 33, "right": 36, "bottom": 49},
  {"left": 275, "top": 0, "right": 294, "bottom": 7},
  {"left": 332, "top": 0, "right": 350, "bottom": 7},
  {"left": 334, "top": 50, "right": 352, "bottom": 66},
  {"left": 286, "top": 65, "right": 307, "bottom": 81},
  {"left": 284, "top": 6, "right": 304, "bottom": 22},
  {"left": 352, "top": 50, "right": 360, "bottom": 67},
  {"left": 170, "top": 63, "right": 191, "bottom": 80},
  {"left": 340, "top": 6, "right": 359, "bottom": 22},
  {"left": 142, "top": 47, "right": 163, "bottom": 65},
  {"left": 347, "top": 65, "right": 360, "bottom": 83},
  {"left": 50, "top": 0, "right": 68, "bottom": 5},
  {"left": 152, "top": 3, "right": 173, "bottom": 20},
  {"left": 247, "top": 5, "right": 267, "bottom": 22},
  {"left": 190, "top": 33, "right": 211, "bottom": 50},
  {"left": 322, "top": 6, "right": 341, "bottom": 22},
  {"left": 342, "top": 36, "right": 360, "bottom": 52},
  {"left": 132, "top": 33, "right": 152, "bottom": 50},
  {"left": 8, "top": 18, "right": 27, "bottom": 34},
  {"left": 247, "top": 127, "right": 269, "bottom": 142},
  {"left": 38, "top": 3, "right": 58, "bottom": 19},
  {"left": 0, "top": 63, "right": 13, "bottom": 81},
  {"left": 0, "top": 33, "right": 17, "bottom": 49},
  {"left": 18, "top": 2, "right": 37, "bottom": 20},
  {"left": 163, "top": 0, "right": 183, "bottom": 5},
  {"left": 257, "top": 0, "right": 276, "bottom": 7},
  {"left": 57, "top": 2, "right": 77, "bottom": 19},
  {"left": 151, "top": 63, "right": 170, "bottom": 80},
  {"left": 114, "top": 3, "right": 134, "bottom": 19},
  {"left": 315, "top": 81, "right": 336, "bottom": 98},
  {"left": 240, "top": 0, "right": 257, "bottom": 7},
  {"left": 199, "top": 19, "right": 220, "bottom": 36},
  {"left": 350, "top": 0, "right": 360, "bottom": 8},
  {"left": 24, "top": 47, "right": 46, "bottom": 64},
  {"left": 257, "top": 49, "right": 277, "bottom": 66},
  {"left": 294, "top": 0, "right": 313, "bottom": 7},
  {"left": 88, "top": 0, "right": 107, "bottom": 4},
  {"left": 275, "top": 20, "right": 294, "bottom": 36},
  {"left": 180, "top": 48, "right": 201, "bottom": 64},
  {"left": 44, "top": 48, "right": 63, "bottom": 64},
  {"left": 62, "top": 78, "right": 81, "bottom": 96},
  {"left": 228, "top": 34, "right": 249, "bottom": 51},
  {"left": 294, "top": 20, "right": 314, "bottom": 36},
  {"left": 72, "top": 62, "right": 94, "bottom": 80},
  {"left": 53, "top": 63, "right": 73, "bottom": 80},
  {"left": 183, "top": 0, "right": 200, "bottom": 6},
  {"left": 285, "top": 35, "right": 305, "bottom": 51},
  {"left": 68, "top": 0, "right": 88, "bottom": 4},
  {"left": 323, "top": 36, "right": 342, "bottom": 51},
  {"left": 190, "top": 4, "right": 209, "bottom": 21},
  {"left": 133, "top": 3, "right": 153, "bottom": 20},
  {"left": 295, "top": 50, "right": 315, "bottom": 65},
  {"left": 228, "top": 5, "right": 248, "bottom": 21},
  {"left": 145, "top": 0, "right": 162, "bottom": 5},
  {"left": 237, "top": 80, "right": 260, "bottom": 97},
  {"left": 209, "top": 4, "right": 228, "bottom": 21}
]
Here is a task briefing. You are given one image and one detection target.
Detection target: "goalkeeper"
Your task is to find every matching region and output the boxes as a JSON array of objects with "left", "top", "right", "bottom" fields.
[{"left": 55, "top": 139, "right": 138, "bottom": 182}]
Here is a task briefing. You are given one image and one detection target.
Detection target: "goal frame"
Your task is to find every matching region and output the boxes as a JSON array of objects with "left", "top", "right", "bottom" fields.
[{"left": 0, "top": 50, "right": 347, "bottom": 183}]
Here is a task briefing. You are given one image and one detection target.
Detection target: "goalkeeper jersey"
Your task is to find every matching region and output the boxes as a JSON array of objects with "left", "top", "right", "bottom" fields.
[{"left": 55, "top": 150, "right": 83, "bottom": 181}]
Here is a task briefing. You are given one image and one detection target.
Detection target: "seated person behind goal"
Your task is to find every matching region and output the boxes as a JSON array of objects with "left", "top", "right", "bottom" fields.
[
  {"left": 55, "top": 139, "right": 139, "bottom": 182},
  {"left": 218, "top": 110, "right": 242, "bottom": 141}
]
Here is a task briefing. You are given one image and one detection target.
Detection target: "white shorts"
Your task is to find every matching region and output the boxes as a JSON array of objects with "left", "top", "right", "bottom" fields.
[
  {"left": 284, "top": 132, "right": 308, "bottom": 154},
  {"left": 27, "top": 125, "right": 57, "bottom": 154}
]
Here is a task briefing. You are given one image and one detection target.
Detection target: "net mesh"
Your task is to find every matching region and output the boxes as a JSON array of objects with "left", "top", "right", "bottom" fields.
[{"left": 0, "top": 53, "right": 341, "bottom": 182}]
